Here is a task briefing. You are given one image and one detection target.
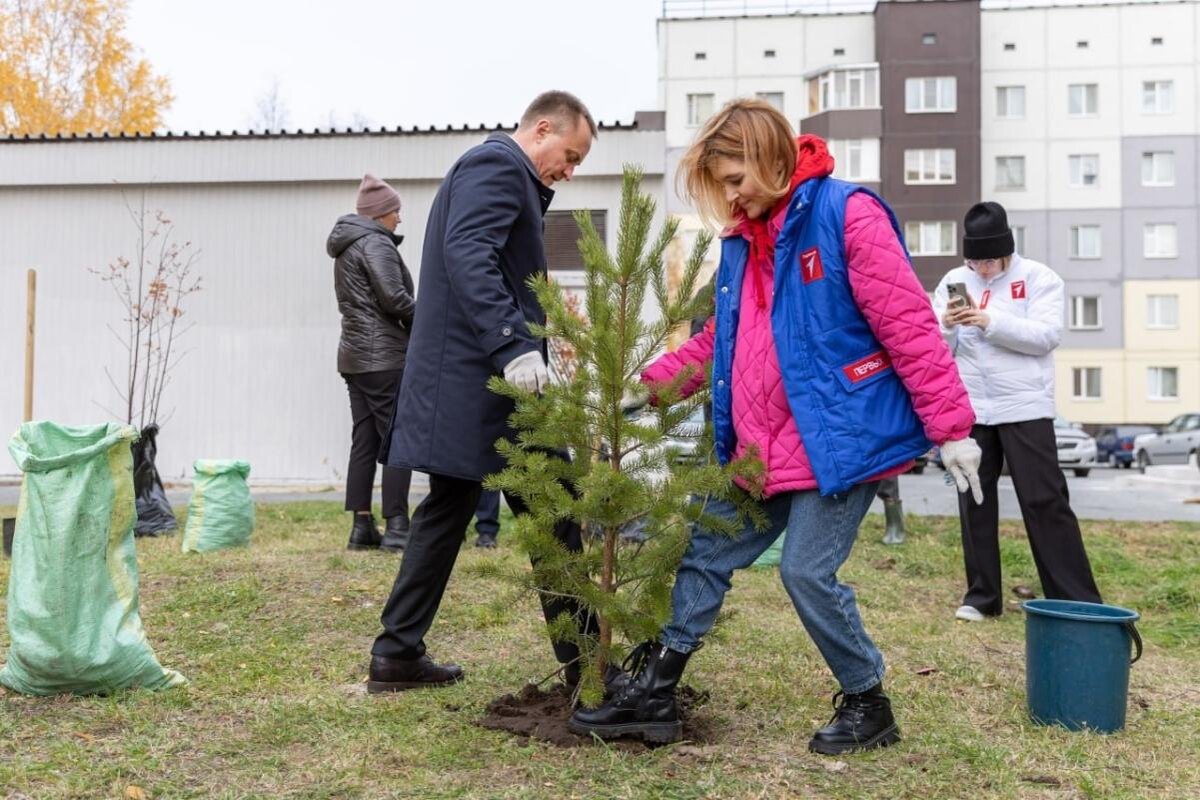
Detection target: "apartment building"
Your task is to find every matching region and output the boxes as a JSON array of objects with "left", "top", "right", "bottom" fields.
[{"left": 658, "top": 0, "right": 1200, "bottom": 426}]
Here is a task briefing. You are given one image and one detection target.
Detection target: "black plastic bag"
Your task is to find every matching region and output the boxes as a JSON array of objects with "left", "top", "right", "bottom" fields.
[{"left": 132, "top": 424, "right": 177, "bottom": 536}]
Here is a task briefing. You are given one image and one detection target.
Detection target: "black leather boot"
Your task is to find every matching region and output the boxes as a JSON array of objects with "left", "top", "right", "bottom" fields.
[
  {"left": 346, "top": 514, "right": 381, "bottom": 551},
  {"left": 562, "top": 661, "right": 630, "bottom": 702},
  {"left": 379, "top": 516, "right": 409, "bottom": 552},
  {"left": 808, "top": 683, "right": 901, "bottom": 755},
  {"left": 366, "top": 654, "right": 464, "bottom": 693},
  {"left": 567, "top": 642, "right": 690, "bottom": 743}
]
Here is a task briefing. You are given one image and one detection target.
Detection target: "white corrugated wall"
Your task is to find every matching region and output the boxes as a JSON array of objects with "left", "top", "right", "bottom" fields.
[{"left": 0, "top": 129, "right": 667, "bottom": 481}]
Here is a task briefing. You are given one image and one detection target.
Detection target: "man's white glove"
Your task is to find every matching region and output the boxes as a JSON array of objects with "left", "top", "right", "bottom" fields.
[
  {"left": 940, "top": 437, "right": 984, "bottom": 505},
  {"left": 503, "top": 350, "right": 549, "bottom": 394}
]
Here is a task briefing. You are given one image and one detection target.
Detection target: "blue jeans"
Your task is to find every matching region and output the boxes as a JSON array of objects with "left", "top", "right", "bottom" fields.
[{"left": 661, "top": 482, "right": 884, "bottom": 694}]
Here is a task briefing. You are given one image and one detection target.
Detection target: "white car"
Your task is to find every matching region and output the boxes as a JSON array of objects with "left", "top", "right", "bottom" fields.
[
  {"left": 1134, "top": 413, "right": 1200, "bottom": 472},
  {"left": 1054, "top": 416, "right": 1097, "bottom": 478}
]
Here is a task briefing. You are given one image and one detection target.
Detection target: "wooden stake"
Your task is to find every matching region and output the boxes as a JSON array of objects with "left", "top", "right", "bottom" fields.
[{"left": 23, "top": 269, "right": 36, "bottom": 422}]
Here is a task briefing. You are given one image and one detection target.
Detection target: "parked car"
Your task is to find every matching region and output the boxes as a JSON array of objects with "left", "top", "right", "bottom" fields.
[
  {"left": 1095, "top": 425, "right": 1159, "bottom": 469},
  {"left": 1133, "top": 413, "right": 1200, "bottom": 472},
  {"left": 1054, "top": 416, "right": 1097, "bottom": 477}
]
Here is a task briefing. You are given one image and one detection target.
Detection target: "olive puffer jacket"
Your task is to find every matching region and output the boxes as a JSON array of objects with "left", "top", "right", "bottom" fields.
[{"left": 328, "top": 214, "right": 416, "bottom": 373}]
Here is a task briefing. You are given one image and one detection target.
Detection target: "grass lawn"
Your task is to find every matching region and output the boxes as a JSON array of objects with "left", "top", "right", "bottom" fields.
[{"left": 0, "top": 501, "right": 1197, "bottom": 799}]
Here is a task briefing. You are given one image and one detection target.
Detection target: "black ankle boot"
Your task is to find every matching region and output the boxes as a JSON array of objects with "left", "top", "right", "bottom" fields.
[
  {"left": 380, "top": 516, "right": 409, "bottom": 552},
  {"left": 562, "top": 661, "right": 630, "bottom": 702},
  {"left": 567, "top": 642, "right": 691, "bottom": 743},
  {"left": 347, "top": 514, "right": 381, "bottom": 551},
  {"left": 808, "top": 683, "right": 901, "bottom": 755}
]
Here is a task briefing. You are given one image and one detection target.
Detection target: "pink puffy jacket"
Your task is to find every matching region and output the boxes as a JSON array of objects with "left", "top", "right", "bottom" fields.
[{"left": 644, "top": 193, "right": 975, "bottom": 497}]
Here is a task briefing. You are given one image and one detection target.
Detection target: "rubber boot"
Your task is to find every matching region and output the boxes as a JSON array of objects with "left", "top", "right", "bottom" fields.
[
  {"left": 567, "top": 642, "right": 690, "bottom": 743},
  {"left": 881, "top": 500, "right": 906, "bottom": 545}
]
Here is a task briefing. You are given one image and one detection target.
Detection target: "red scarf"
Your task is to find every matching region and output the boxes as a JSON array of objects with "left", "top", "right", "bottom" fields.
[{"left": 735, "top": 135, "right": 835, "bottom": 309}]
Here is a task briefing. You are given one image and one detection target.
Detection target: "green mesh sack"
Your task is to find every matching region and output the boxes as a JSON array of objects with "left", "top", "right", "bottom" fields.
[
  {"left": 752, "top": 533, "right": 784, "bottom": 569},
  {"left": 2, "top": 422, "right": 186, "bottom": 695},
  {"left": 181, "top": 460, "right": 254, "bottom": 553}
]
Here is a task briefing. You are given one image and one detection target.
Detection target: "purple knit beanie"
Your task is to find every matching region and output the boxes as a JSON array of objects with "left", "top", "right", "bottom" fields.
[{"left": 356, "top": 173, "right": 401, "bottom": 218}]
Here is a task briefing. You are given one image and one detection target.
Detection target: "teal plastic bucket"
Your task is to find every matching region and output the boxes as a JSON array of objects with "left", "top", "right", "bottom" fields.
[{"left": 1022, "top": 599, "right": 1142, "bottom": 733}]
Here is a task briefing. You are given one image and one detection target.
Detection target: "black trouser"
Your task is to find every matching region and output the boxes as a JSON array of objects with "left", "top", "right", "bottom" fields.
[
  {"left": 342, "top": 370, "right": 411, "bottom": 522},
  {"left": 475, "top": 489, "right": 501, "bottom": 537},
  {"left": 372, "top": 472, "right": 597, "bottom": 664},
  {"left": 958, "top": 418, "right": 1102, "bottom": 615}
]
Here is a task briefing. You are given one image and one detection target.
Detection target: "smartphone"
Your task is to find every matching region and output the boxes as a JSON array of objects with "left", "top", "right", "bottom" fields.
[{"left": 946, "top": 282, "right": 973, "bottom": 310}]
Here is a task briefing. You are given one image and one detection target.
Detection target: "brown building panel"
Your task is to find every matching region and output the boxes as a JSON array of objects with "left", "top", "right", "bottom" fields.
[
  {"left": 799, "top": 109, "right": 883, "bottom": 142},
  {"left": 876, "top": 0, "right": 981, "bottom": 289}
]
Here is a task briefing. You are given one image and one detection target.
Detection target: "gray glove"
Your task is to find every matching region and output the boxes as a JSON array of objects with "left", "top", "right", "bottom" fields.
[
  {"left": 940, "top": 437, "right": 984, "bottom": 504},
  {"left": 503, "top": 351, "right": 549, "bottom": 394}
]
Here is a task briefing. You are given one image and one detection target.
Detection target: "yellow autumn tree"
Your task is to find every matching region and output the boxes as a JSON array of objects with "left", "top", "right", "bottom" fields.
[{"left": 0, "top": 0, "right": 171, "bottom": 136}]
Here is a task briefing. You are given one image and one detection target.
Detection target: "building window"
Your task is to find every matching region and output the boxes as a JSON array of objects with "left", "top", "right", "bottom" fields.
[
  {"left": 1070, "top": 296, "right": 1102, "bottom": 329},
  {"left": 922, "top": 33, "right": 937, "bottom": 45},
  {"left": 1147, "top": 294, "right": 1179, "bottom": 329},
  {"left": 694, "top": 52, "right": 707, "bottom": 61},
  {"left": 763, "top": 49, "right": 776, "bottom": 58},
  {"left": 1068, "top": 154, "right": 1100, "bottom": 188},
  {"left": 1004, "top": 43, "right": 1016, "bottom": 51},
  {"left": 996, "top": 85, "right": 1025, "bottom": 119},
  {"left": 1068, "top": 83, "right": 1099, "bottom": 116},
  {"left": 905, "top": 76, "right": 956, "bottom": 113},
  {"left": 1073, "top": 367, "right": 1102, "bottom": 400},
  {"left": 1142, "top": 80, "right": 1174, "bottom": 114},
  {"left": 1013, "top": 225, "right": 1026, "bottom": 253},
  {"left": 545, "top": 210, "right": 607, "bottom": 270},
  {"left": 1077, "top": 40, "right": 1089, "bottom": 49},
  {"left": 1144, "top": 223, "right": 1178, "bottom": 259},
  {"left": 904, "top": 221, "right": 956, "bottom": 256},
  {"left": 1148, "top": 367, "right": 1179, "bottom": 400},
  {"left": 1141, "top": 151, "right": 1176, "bottom": 186},
  {"left": 756, "top": 91, "right": 784, "bottom": 111},
  {"left": 809, "top": 66, "right": 879, "bottom": 114},
  {"left": 1151, "top": 36, "right": 1163, "bottom": 45},
  {"left": 904, "top": 148, "right": 955, "bottom": 185},
  {"left": 1070, "top": 225, "right": 1102, "bottom": 259},
  {"left": 833, "top": 47, "right": 845, "bottom": 56},
  {"left": 995, "top": 156, "right": 1026, "bottom": 190},
  {"left": 686, "top": 93, "right": 714, "bottom": 127},
  {"left": 829, "top": 139, "right": 880, "bottom": 182}
]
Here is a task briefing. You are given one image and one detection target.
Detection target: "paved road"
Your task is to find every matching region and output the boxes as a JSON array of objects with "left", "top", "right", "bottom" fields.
[
  {"left": 871, "top": 462, "right": 1200, "bottom": 523},
  {"left": 3, "top": 464, "right": 1198, "bottom": 522}
]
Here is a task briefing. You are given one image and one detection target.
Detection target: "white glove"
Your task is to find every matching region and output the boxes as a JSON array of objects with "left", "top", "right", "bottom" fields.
[
  {"left": 940, "top": 437, "right": 984, "bottom": 505},
  {"left": 502, "top": 350, "right": 549, "bottom": 394}
]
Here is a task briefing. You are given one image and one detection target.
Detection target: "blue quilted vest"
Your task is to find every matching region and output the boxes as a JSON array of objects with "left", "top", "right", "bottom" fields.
[{"left": 710, "top": 177, "right": 931, "bottom": 496}]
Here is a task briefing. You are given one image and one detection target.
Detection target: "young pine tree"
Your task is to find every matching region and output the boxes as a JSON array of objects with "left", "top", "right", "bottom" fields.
[{"left": 487, "top": 166, "right": 762, "bottom": 705}]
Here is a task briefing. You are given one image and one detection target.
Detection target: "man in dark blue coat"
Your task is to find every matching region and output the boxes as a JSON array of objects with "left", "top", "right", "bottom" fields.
[{"left": 367, "top": 91, "right": 598, "bottom": 692}]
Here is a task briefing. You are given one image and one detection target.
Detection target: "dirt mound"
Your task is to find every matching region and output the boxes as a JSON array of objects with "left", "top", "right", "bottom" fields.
[{"left": 477, "top": 683, "right": 716, "bottom": 749}]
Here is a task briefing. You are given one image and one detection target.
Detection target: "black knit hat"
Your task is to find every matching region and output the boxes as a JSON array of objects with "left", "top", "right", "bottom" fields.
[{"left": 962, "top": 201, "right": 1014, "bottom": 259}]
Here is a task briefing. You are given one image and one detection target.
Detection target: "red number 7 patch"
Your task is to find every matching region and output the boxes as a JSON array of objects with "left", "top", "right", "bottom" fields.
[
  {"left": 800, "top": 248, "right": 824, "bottom": 283},
  {"left": 1011, "top": 280, "right": 1026, "bottom": 299}
]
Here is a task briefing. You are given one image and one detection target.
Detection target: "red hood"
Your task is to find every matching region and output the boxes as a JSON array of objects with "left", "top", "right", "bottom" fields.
[{"left": 728, "top": 134, "right": 835, "bottom": 235}]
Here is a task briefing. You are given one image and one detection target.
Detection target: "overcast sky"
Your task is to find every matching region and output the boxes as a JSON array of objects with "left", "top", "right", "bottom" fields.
[
  {"left": 125, "top": 0, "right": 665, "bottom": 133},
  {"left": 123, "top": 0, "right": 1125, "bottom": 133}
]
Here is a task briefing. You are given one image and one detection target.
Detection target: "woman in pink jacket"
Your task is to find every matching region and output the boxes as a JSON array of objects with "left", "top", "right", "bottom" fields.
[{"left": 569, "top": 99, "right": 983, "bottom": 754}]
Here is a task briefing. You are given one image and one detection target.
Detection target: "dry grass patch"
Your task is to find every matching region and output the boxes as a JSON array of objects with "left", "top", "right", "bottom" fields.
[{"left": 0, "top": 501, "right": 1195, "bottom": 798}]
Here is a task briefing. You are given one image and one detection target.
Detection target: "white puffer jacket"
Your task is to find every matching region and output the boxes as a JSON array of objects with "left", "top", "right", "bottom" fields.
[{"left": 932, "top": 254, "right": 1063, "bottom": 425}]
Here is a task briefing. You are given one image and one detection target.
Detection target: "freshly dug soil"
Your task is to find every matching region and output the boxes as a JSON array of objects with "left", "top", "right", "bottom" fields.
[{"left": 477, "top": 682, "right": 716, "bottom": 749}]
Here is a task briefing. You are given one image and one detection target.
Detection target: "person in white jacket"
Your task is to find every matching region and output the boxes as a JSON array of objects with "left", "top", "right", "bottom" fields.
[{"left": 933, "top": 201, "right": 1102, "bottom": 622}]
